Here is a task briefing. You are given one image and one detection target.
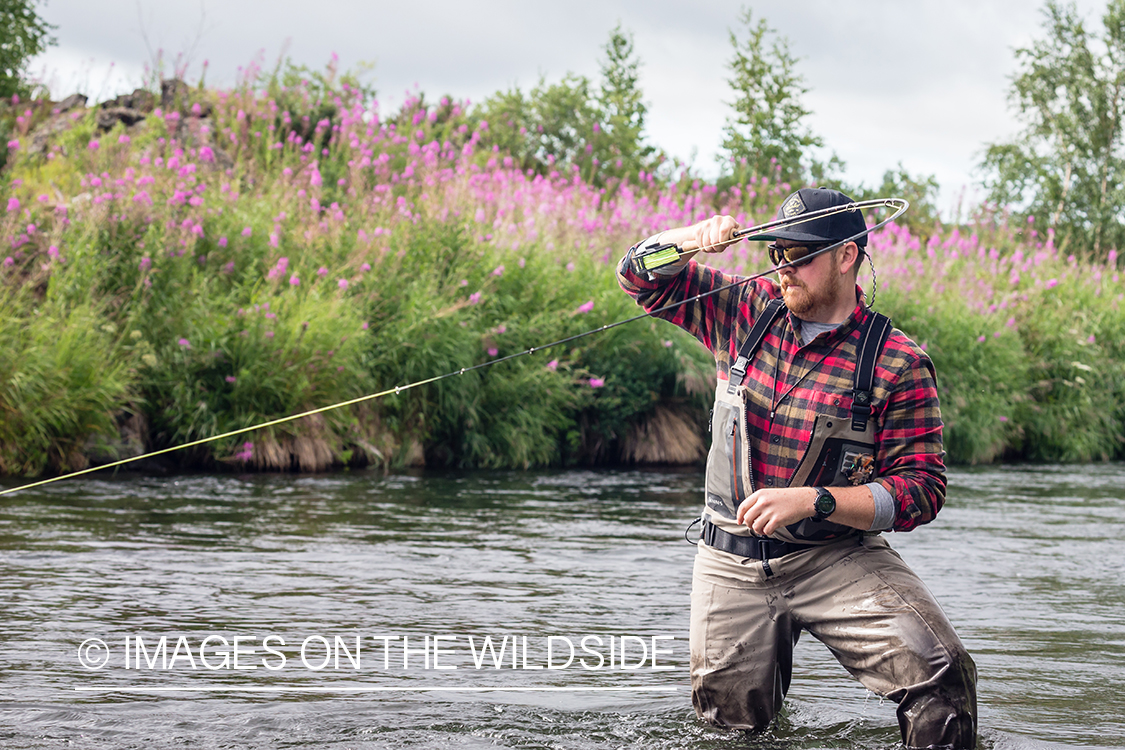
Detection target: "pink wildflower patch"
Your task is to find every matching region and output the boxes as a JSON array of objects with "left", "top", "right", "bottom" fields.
[
  {"left": 225, "top": 376, "right": 237, "bottom": 383},
  {"left": 178, "top": 338, "right": 191, "bottom": 348},
  {"left": 469, "top": 291, "right": 481, "bottom": 304},
  {"left": 289, "top": 274, "right": 300, "bottom": 286},
  {"left": 338, "top": 279, "right": 348, "bottom": 289},
  {"left": 589, "top": 377, "right": 605, "bottom": 388},
  {"left": 88, "top": 140, "right": 99, "bottom": 151},
  {"left": 360, "top": 262, "right": 371, "bottom": 272},
  {"left": 546, "top": 359, "right": 558, "bottom": 371},
  {"left": 576, "top": 300, "right": 594, "bottom": 313},
  {"left": 487, "top": 347, "right": 498, "bottom": 357},
  {"left": 492, "top": 265, "right": 504, "bottom": 277},
  {"left": 1045, "top": 278, "right": 1058, "bottom": 289},
  {"left": 241, "top": 227, "right": 252, "bottom": 237},
  {"left": 317, "top": 267, "right": 328, "bottom": 277},
  {"left": 6, "top": 197, "right": 18, "bottom": 212}
]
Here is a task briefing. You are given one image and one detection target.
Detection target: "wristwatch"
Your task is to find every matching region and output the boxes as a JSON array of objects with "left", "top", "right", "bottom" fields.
[{"left": 812, "top": 486, "right": 836, "bottom": 522}]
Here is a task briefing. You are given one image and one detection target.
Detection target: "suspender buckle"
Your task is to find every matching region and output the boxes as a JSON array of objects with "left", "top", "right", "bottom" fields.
[
  {"left": 851, "top": 389, "right": 874, "bottom": 430},
  {"left": 727, "top": 356, "right": 748, "bottom": 394}
]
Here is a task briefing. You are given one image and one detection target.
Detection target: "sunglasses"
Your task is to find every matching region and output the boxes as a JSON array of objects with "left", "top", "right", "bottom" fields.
[{"left": 767, "top": 243, "right": 830, "bottom": 269}]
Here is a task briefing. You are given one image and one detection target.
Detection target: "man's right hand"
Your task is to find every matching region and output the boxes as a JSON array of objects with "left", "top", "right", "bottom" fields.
[{"left": 658, "top": 215, "right": 743, "bottom": 255}]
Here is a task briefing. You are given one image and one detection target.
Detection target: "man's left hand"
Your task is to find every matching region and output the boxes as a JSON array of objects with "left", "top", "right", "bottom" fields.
[{"left": 736, "top": 488, "right": 815, "bottom": 536}]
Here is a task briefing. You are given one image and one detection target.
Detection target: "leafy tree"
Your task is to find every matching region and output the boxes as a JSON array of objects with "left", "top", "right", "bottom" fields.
[
  {"left": 719, "top": 6, "right": 832, "bottom": 186},
  {"left": 0, "top": 0, "right": 55, "bottom": 99},
  {"left": 849, "top": 164, "right": 943, "bottom": 232},
  {"left": 475, "top": 24, "right": 661, "bottom": 185},
  {"left": 979, "top": 0, "right": 1125, "bottom": 258},
  {"left": 594, "top": 23, "right": 659, "bottom": 181}
]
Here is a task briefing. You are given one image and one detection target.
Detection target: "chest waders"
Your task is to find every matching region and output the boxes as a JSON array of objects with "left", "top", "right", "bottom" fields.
[{"left": 700, "top": 299, "right": 893, "bottom": 571}]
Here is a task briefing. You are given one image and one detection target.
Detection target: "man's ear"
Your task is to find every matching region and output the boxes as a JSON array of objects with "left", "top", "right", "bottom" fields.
[{"left": 838, "top": 242, "right": 861, "bottom": 275}]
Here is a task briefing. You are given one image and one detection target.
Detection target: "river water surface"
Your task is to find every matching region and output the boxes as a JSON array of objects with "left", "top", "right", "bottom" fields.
[{"left": 0, "top": 465, "right": 1122, "bottom": 749}]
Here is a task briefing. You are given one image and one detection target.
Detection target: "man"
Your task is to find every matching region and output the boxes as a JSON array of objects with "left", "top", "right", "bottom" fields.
[{"left": 617, "top": 187, "right": 977, "bottom": 749}]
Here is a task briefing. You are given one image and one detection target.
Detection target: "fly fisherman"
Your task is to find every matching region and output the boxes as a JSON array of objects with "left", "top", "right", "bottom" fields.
[{"left": 617, "top": 187, "right": 977, "bottom": 749}]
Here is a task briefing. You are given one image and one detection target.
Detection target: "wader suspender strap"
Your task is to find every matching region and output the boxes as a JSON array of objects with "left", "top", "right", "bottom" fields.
[
  {"left": 851, "top": 312, "right": 893, "bottom": 431},
  {"left": 727, "top": 299, "right": 787, "bottom": 395}
]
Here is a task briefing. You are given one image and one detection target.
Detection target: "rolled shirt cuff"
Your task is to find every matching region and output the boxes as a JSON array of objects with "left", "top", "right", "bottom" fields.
[{"left": 866, "top": 481, "right": 896, "bottom": 531}]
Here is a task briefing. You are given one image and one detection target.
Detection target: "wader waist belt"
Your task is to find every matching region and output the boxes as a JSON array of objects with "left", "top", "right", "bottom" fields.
[{"left": 702, "top": 518, "right": 818, "bottom": 560}]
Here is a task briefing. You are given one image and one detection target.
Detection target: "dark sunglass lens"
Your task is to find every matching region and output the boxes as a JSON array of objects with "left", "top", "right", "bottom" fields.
[{"left": 771, "top": 244, "right": 814, "bottom": 267}]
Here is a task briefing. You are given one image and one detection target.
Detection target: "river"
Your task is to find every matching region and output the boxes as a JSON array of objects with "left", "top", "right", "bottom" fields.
[{"left": 0, "top": 464, "right": 1122, "bottom": 748}]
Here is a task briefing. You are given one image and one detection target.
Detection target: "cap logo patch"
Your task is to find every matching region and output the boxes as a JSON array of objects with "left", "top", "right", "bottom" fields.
[{"left": 781, "top": 193, "right": 806, "bottom": 218}]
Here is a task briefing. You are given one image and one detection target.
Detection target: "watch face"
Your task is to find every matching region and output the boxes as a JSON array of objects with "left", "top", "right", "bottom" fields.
[{"left": 815, "top": 490, "right": 835, "bottom": 517}]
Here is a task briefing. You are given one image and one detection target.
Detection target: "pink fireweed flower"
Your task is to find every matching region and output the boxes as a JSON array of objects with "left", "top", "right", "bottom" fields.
[
  {"left": 566, "top": 262, "right": 575, "bottom": 272},
  {"left": 487, "top": 347, "right": 498, "bottom": 357},
  {"left": 496, "top": 325, "right": 507, "bottom": 334},
  {"left": 218, "top": 236, "right": 228, "bottom": 247},
  {"left": 118, "top": 134, "right": 130, "bottom": 145},
  {"left": 276, "top": 257, "right": 289, "bottom": 273},
  {"left": 6, "top": 197, "right": 18, "bottom": 212},
  {"left": 576, "top": 300, "right": 594, "bottom": 313},
  {"left": 546, "top": 359, "right": 558, "bottom": 371},
  {"left": 317, "top": 267, "right": 328, "bottom": 277},
  {"left": 178, "top": 338, "right": 191, "bottom": 348},
  {"left": 241, "top": 227, "right": 252, "bottom": 237},
  {"left": 459, "top": 279, "right": 468, "bottom": 286},
  {"left": 977, "top": 335, "right": 986, "bottom": 343},
  {"left": 1045, "top": 278, "right": 1058, "bottom": 289},
  {"left": 225, "top": 376, "right": 237, "bottom": 383},
  {"left": 3, "top": 256, "right": 14, "bottom": 266},
  {"left": 338, "top": 278, "right": 348, "bottom": 289},
  {"left": 47, "top": 245, "right": 59, "bottom": 259},
  {"left": 469, "top": 291, "right": 481, "bottom": 304},
  {"left": 1087, "top": 334, "right": 1096, "bottom": 344},
  {"left": 998, "top": 415, "right": 1009, "bottom": 422},
  {"left": 289, "top": 274, "right": 300, "bottom": 286},
  {"left": 360, "top": 262, "right": 371, "bottom": 272},
  {"left": 492, "top": 265, "right": 504, "bottom": 277},
  {"left": 589, "top": 377, "right": 605, "bottom": 388},
  {"left": 664, "top": 340, "right": 673, "bottom": 348},
  {"left": 265, "top": 331, "right": 275, "bottom": 338},
  {"left": 6, "top": 138, "right": 18, "bottom": 150},
  {"left": 88, "top": 139, "right": 99, "bottom": 151},
  {"left": 362, "top": 322, "right": 369, "bottom": 330}
]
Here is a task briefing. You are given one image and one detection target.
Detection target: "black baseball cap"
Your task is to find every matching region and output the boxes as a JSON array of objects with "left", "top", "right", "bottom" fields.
[{"left": 743, "top": 187, "right": 868, "bottom": 248}]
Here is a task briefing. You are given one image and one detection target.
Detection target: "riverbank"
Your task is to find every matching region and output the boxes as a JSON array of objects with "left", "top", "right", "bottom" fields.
[{"left": 1, "top": 75, "right": 1123, "bottom": 476}]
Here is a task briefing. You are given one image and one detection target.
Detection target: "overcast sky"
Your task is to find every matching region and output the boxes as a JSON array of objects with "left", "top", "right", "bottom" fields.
[{"left": 29, "top": 0, "right": 1108, "bottom": 217}]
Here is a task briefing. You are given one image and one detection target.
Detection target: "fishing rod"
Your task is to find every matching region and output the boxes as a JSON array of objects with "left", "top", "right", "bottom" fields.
[
  {"left": 0, "top": 197, "right": 909, "bottom": 497},
  {"left": 630, "top": 198, "right": 908, "bottom": 278}
]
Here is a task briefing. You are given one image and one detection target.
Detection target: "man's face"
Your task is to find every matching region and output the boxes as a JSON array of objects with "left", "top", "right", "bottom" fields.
[{"left": 776, "top": 241, "right": 841, "bottom": 317}]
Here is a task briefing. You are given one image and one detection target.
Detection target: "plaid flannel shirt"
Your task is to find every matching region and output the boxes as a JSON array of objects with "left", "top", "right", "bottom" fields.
[{"left": 617, "top": 252, "right": 946, "bottom": 532}]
